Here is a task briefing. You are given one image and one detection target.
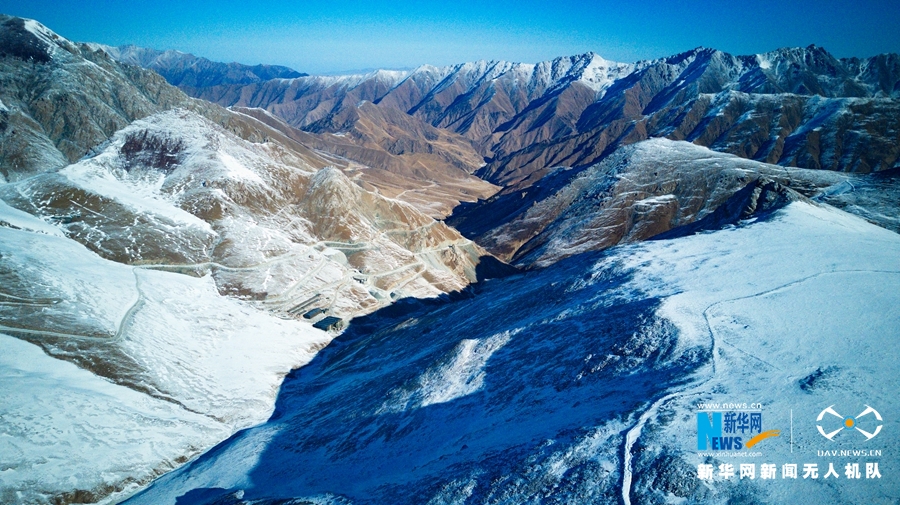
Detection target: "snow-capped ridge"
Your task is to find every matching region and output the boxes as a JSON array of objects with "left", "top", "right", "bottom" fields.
[{"left": 22, "top": 18, "right": 78, "bottom": 55}]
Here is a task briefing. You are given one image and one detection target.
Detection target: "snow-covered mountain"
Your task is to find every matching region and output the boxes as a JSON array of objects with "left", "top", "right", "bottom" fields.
[
  {"left": 122, "top": 200, "right": 900, "bottom": 505},
  {"left": 2, "top": 13, "right": 899, "bottom": 505},
  {"left": 108, "top": 42, "right": 900, "bottom": 223},
  {"left": 1, "top": 109, "right": 490, "bottom": 314},
  {"left": 0, "top": 16, "right": 509, "bottom": 504},
  {"left": 449, "top": 139, "right": 883, "bottom": 265}
]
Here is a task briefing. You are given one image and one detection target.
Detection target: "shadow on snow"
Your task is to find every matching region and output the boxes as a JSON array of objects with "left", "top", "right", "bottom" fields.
[{"left": 148, "top": 248, "right": 707, "bottom": 505}]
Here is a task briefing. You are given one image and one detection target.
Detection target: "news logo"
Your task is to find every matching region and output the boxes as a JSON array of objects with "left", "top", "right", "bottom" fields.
[
  {"left": 816, "top": 405, "right": 883, "bottom": 442},
  {"left": 697, "top": 408, "right": 780, "bottom": 451}
]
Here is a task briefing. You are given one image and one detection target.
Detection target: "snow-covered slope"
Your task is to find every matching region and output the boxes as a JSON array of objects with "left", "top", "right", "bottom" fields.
[
  {"left": 0, "top": 109, "right": 490, "bottom": 320},
  {"left": 624, "top": 204, "right": 900, "bottom": 504},
  {"left": 122, "top": 201, "right": 900, "bottom": 505},
  {"left": 0, "top": 107, "right": 498, "bottom": 505},
  {"left": 0, "top": 207, "right": 330, "bottom": 504}
]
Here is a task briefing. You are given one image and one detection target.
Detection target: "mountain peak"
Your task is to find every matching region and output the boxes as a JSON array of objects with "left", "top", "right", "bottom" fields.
[
  {"left": 764, "top": 44, "right": 835, "bottom": 59},
  {"left": 0, "top": 15, "right": 76, "bottom": 63},
  {"left": 656, "top": 46, "right": 721, "bottom": 66}
]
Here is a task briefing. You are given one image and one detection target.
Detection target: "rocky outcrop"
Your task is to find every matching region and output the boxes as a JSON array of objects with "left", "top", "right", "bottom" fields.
[{"left": 651, "top": 177, "right": 805, "bottom": 240}]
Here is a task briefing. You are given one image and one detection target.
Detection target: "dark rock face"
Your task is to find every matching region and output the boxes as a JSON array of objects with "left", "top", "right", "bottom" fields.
[
  {"left": 0, "top": 16, "right": 51, "bottom": 63},
  {"left": 120, "top": 129, "right": 187, "bottom": 173},
  {"left": 652, "top": 177, "right": 804, "bottom": 241}
]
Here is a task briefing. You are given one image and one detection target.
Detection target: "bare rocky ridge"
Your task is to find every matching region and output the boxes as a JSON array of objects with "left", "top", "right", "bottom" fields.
[
  {"left": 106, "top": 43, "right": 900, "bottom": 242},
  {"left": 478, "top": 47, "right": 900, "bottom": 186},
  {"left": 450, "top": 139, "right": 859, "bottom": 266}
]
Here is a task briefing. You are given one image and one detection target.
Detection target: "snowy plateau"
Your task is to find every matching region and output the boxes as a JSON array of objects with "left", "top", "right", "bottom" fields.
[{"left": 1, "top": 14, "right": 900, "bottom": 505}]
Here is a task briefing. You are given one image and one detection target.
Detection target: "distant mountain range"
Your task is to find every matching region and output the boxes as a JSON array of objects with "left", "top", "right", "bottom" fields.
[
  {"left": 105, "top": 44, "right": 900, "bottom": 187},
  {"left": 95, "top": 40, "right": 900, "bottom": 261},
  {"left": 94, "top": 44, "right": 307, "bottom": 88}
]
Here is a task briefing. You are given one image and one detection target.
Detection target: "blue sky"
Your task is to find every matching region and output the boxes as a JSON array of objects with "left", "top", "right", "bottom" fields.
[{"left": 2, "top": 1, "right": 898, "bottom": 74}]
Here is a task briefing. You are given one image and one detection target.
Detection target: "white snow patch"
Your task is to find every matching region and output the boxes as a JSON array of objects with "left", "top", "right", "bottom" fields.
[
  {"left": 0, "top": 198, "right": 64, "bottom": 236},
  {"left": 379, "top": 329, "right": 517, "bottom": 413},
  {"left": 420, "top": 331, "right": 514, "bottom": 407},
  {"left": 578, "top": 55, "right": 634, "bottom": 94},
  {"left": 218, "top": 151, "right": 265, "bottom": 184},
  {"left": 634, "top": 194, "right": 677, "bottom": 206},
  {"left": 23, "top": 19, "right": 61, "bottom": 50},
  {"left": 61, "top": 161, "right": 214, "bottom": 233},
  {"left": 622, "top": 202, "right": 900, "bottom": 349},
  {"left": 0, "top": 333, "right": 228, "bottom": 505}
]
